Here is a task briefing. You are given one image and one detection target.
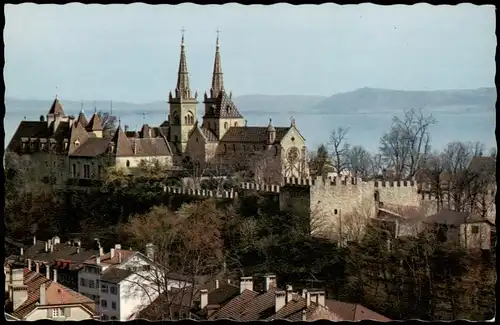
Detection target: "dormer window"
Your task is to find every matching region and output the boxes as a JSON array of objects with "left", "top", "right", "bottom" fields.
[{"left": 74, "top": 140, "right": 80, "bottom": 146}]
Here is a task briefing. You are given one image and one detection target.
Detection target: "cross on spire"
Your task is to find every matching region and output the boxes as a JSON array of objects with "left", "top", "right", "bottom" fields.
[
  {"left": 216, "top": 28, "right": 221, "bottom": 46},
  {"left": 55, "top": 86, "right": 58, "bottom": 99},
  {"left": 181, "top": 27, "right": 186, "bottom": 45}
]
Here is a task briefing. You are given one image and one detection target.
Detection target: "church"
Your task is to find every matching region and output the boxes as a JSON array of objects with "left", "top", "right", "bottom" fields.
[{"left": 6, "top": 33, "right": 309, "bottom": 185}]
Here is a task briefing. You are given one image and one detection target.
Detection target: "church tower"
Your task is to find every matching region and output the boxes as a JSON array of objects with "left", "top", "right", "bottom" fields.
[
  {"left": 168, "top": 31, "right": 198, "bottom": 154},
  {"left": 203, "top": 32, "right": 244, "bottom": 140}
]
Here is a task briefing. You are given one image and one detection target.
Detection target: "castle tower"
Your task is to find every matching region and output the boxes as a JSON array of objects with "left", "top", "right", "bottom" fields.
[
  {"left": 168, "top": 30, "right": 198, "bottom": 154},
  {"left": 203, "top": 31, "right": 244, "bottom": 140}
]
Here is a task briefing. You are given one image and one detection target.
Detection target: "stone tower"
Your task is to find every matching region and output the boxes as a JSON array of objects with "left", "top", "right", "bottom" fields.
[
  {"left": 203, "top": 33, "right": 244, "bottom": 140},
  {"left": 168, "top": 32, "right": 198, "bottom": 154}
]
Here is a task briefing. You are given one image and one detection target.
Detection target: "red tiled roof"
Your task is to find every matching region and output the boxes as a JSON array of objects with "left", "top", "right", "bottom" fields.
[
  {"left": 8, "top": 268, "right": 95, "bottom": 319},
  {"left": 83, "top": 249, "right": 136, "bottom": 266},
  {"left": 325, "top": 299, "right": 391, "bottom": 321}
]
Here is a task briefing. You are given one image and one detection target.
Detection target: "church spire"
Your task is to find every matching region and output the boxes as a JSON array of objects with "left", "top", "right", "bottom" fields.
[
  {"left": 175, "top": 28, "right": 191, "bottom": 99},
  {"left": 210, "top": 29, "right": 224, "bottom": 98}
]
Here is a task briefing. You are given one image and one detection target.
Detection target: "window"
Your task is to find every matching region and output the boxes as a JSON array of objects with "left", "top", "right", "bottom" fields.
[
  {"left": 174, "top": 135, "right": 179, "bottom": 142},
  {"left": 112, "top": 302, "right": 117, "bottom": 310},
  {"left": 80, "top": 278, "right": 86, "bottom": 287},
  {"left": 126, "top": 160, "right": 130, "bottom": 167},
  {"left": 83, "top": 164, "right": 91, "bottom": 179},
  {"left": 96, "top": 280, "right": 100, "bottom": 288},
  {"left": 52, "top": 308, "right": 64, "bottom": 317},
  {"left": 101, "top": 315, "right": 109, "bottom": 320},
  {"left": 52, "top": 161, "right": 56, "bottom": 168},
  {"left": 111, "top": 316, "right": 117, "bottom": 320},
  {"left": 110, "top": 286, "right": 117, "bottom": 295},
  {"left": 334, "top": 209, "right": 338, "bottom": 215},
  {"left": 101, "top": 299, "right": 108, "bottom": 308},
  {"left": 234, "top": 122, "right": 238, "bottom": 126},
  {"left": 89, "top": 280, "right": 95, "bottom": 288},
  {"left": 72, "top": 164, "right": 77, "bottom": 178},
  {"left": 224, "top": 122, "right": 228, "bottom": 130},
  {"left": 143, "top": 265, "right": 151, "bottom": 271},
  {"left": 101, "top": 284, "right": 109, "bottom": 293},
  {"left": 45, "top": 160, "right": 49, "bottom": 167},
  {"left": 471, "top": 225, "right": 479, "bottom": 234}
]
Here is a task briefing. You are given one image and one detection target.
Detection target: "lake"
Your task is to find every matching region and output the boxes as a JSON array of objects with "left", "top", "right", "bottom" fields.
[{"left": 3, "top": 111, "right": 496, "bottom": 153}]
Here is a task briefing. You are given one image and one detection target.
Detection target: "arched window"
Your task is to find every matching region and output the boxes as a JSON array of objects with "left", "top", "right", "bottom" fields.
[
  {"left": 184, "top": 116, "right": 188, "bottom": 124},
  {"left": 374, "top": 190, "right": 380, "bottom": 202},
  {"left": 224, "top": 122, "right": 228, "bottom": 130},
  {"left": 126, "top": 160, "right": 130, "bottom": 167},
  {"left": 234, "top": 122, "right": 238, "bottom": 126}
]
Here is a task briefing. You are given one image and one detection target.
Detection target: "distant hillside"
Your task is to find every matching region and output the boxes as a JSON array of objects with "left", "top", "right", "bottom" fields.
[
  {"left": 5, "top": 88, "right": 495, "bottom": 117},
  {"left": 232, "top": 95, "right": 327, "bottom": 114},
  {"left": 311, "top": 87, "right": 496, "bottom": 114},
  {"left": 4, "top": 95, "right": 327, "bottom": 116}
]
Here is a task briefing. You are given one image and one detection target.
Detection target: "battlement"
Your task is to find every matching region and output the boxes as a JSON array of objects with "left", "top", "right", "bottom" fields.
[
  {"left": 239, "top": 182, "right": 281, "bottom": 193},
  {"left": 163, "top": 186, "right": 237, "bottom": 199},
  {"left": 374, "top": 180, "right": 417, "bottom": 188},
  {"left": 283, "top": 177, "right": 316, "bottom": 186}
]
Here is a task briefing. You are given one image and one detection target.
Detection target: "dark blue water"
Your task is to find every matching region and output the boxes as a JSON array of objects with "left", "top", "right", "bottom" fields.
[{"left": 4, "top": 111, "right": 495, "bottom": 152}]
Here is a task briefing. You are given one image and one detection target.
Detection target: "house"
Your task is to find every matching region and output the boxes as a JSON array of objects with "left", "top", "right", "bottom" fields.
[
  {"left": 11, "top": 236, "right": 97, "bottom": 291},
  {"left": 78, "top": 243, "right": 191, "bottom": 321},
  {"left": 424, "top": 209, "right": 496, "bottom": 250},
  {"left": 208, "top": 275, "right": 340, "bottom": 321},
  {"left": 4, "top": 266, "right": 97, "bottom": 321}
]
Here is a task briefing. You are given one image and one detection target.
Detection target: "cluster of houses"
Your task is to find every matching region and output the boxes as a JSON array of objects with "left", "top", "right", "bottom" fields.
[{"left": 4, "top": 236, "right": 390, "bottom": 321}]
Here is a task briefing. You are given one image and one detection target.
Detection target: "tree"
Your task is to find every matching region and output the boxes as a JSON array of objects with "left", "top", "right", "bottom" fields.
[
  {"left": 97, "top": 111, "right": 118, "bottom": 138},
  {"left": 346, "top": 145, "right": 372, "bottom": 179},
  {"left": 308, "top": 144, "right": 334, "bottom": 178},
  {"left": 329, "top": 127, "right": 350, "bottom": 175},
  {"left": 379, "top": 108, "right": 436, "bottom": 179},
  {"left": 123, "top": 200, "right": 226, "bottom": 319}
]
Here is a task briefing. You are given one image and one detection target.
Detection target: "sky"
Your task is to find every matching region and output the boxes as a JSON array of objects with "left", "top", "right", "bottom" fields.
[{"left": 4, "top": 3, "right": 496, "bottom": 103}]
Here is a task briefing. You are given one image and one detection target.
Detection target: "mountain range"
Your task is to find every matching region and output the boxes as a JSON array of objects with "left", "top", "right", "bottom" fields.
[{"left": 5, "top": 87, "right": 496, "bottom": 117}]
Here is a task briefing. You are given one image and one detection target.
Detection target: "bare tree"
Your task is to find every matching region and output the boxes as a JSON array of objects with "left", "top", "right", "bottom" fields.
[
  {"left": 97, "top": 111, "right": 118, "bottom": 138},
  {"left": 329, "top": 127, "right": 350, "bottom": 175},
  {"left": 346, "top": 145, "right": 372, "bottom": 179},
  {"left": 379, "top": 108, "right": 436, "bottom": 179},
  {"left": 123, "top": 200, "right": 226, "bottom": 320}
]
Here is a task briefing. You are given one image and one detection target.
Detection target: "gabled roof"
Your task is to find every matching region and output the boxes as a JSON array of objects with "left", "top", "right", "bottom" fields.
[
  {"left": 86, "top": 113, "right": 103, "bottom": 131},
  {"left": 21, "top": 241, "right": 97, "bottom": 270},
  {"left": 7, "top": 268, "right": 95, "bottom": 320},
  {"left": 100, "top": 268, "right": 133, "bottom": 284},
  {"left": 220, "top": 126, "right": 290, "bottom": 144},
  {"left": 128, "top": 138, "right": 172, "bottom": 156},
  {"left": 324, "top": 299, "right": 391, "bottom": 321},
  {"left": 203, "top": 90, "right": 243, "bottom": 119},
  {"left": 83, "top": 249, "right": 137, "bottom": 266},
  {"left": 190, "top": 123, "right": 218, "bottom": 143},
  {"left": 68, "top": 120, "right": 89, "bottom": 155},
  {"left": 70, "top": 138, "right": 111, "bottom": 157},
  {"left": 48, "top": 97, "right": 65, "bottom": 115}
]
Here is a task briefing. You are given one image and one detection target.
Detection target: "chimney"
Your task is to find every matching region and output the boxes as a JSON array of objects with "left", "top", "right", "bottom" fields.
[
  {"left": 200, "top": 289, "right": 208, "bottom": 309},
  {"left": 96, "top": 256, "right": 101, "bottom": 265},
  {"left": 11, "top": 268, "right": 24, "bottom": 287},
  {"left": 76, "top": 247, "right": 80, "bottom": 254},
  {"left": 53, "top": 236, "right": 60, "bottom": 245},
  {"left": 45, "top": 241, "right": 48, "bottom": 252},
  {"left": 33, "top": 236, "right": 37, "bottom": 246},
  {"left": 215, "top": 279, "right": 219, "bottom": 289},
  {"left": 53, "top": 269, "right": 58, "bottom": 283},
  {"left": 118, "top": 252, "right": 122, "bottom": 263},
  {"left": 114, "top": 244, "right": 122, "bottom": 250},
  {"left": 239, "top": 277, "right": 253, "bottom": 293},
  {"left": 20, "top": 247, "right": 24, "bottom": 256},
  {"left": 99, "top": 246, "right": 104, "bottom": 256},
  {"left": 75, "top": 240, "right": 81, "bottom": 247},
  {"left": 317, "top": 291, "right": 325, "bottom": 306},
  {"left": 301, "top": 288, "right": 307, "bottom": 299},
  {"left": 39, "top": 283, "right": 46, "bottom": 305},
  {"left": 50, "top": 243, "right": 54, "bottom": 252},
  {"left": 264, "top": 274, "right": 277, "bottom": 291},
  {"left": 27, "top": 259, "right": 32, "bottom": 270},
  {"left": 275, "top": 290, "right": 286, "bottom": 313},
  {"left": 145, "top": 243, "right": 155, "bottom": 260},
  {"left": 46, "top": 265, "right": 50, "bottom": 279},
  {"left": 286, "top": 285, "right": 293, "bottom": 303},
  {"left": 5, "top": 267, "right": 11, "bottom": 294},
  {"left": 35, "top": 262, "right": 40, "bottom": 273},
  {"left": 306, "top": 291, "right": 311, "bottom": 307},
  {"left": 110, "top": 248, "right": 115, "bottom": 259},
  {"left": 301, "top": 309, "right": 307, "bottom": 321},
  {"left": 227, "top": 279, "right": 231, "bottom": 284},
  {"left": 11, "top": 286, "right": 28, "bottom": 311}
]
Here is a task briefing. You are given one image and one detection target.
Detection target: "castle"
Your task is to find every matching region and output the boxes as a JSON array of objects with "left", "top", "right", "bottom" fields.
[{"left": 6, "top": 33, "right": 308, "bottom": 185}]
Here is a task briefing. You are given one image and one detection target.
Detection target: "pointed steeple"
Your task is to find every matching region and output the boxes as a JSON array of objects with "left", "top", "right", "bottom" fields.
[
  {"left": 48, "top": 96, "right": 65, "bottom": 115},
  {"left": 86, "top": 112, "right": 103, "bottom": 132},
  {"left": 76, "top": 101, "right": 88, "bottom": 127},
  {"left": 210, "top": 30, "right": 224, "bottom": 98},
  {"left": 175, "top": 28, "right": 192, "bottom": 99},
  {"left": 110, "top": 124, "right": 134, "bottom": 156}
]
